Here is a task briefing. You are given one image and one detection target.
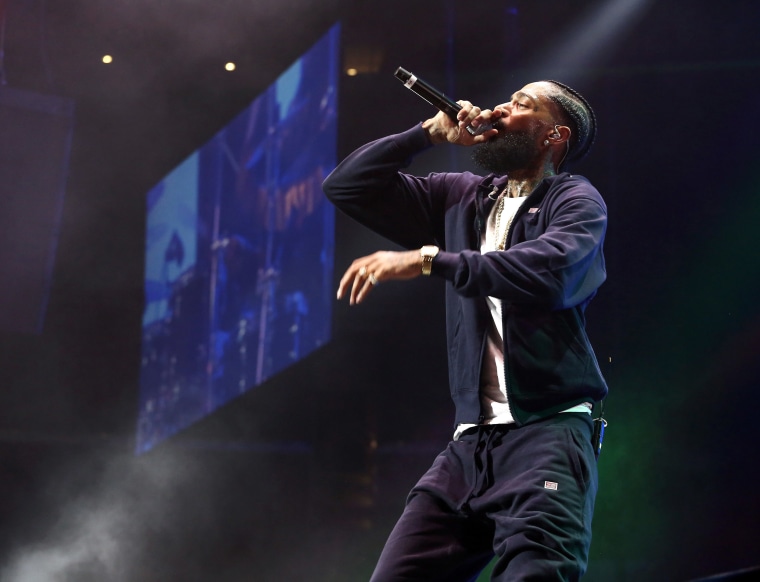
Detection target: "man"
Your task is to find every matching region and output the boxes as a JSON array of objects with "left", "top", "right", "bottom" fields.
[{"left": 322, "top": 79, "right": 608, "bottom": 581}]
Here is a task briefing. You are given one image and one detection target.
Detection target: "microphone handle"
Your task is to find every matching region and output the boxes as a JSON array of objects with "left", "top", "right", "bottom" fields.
[{"left": 394, "top": 67, "right": 481, "bottom": 135}]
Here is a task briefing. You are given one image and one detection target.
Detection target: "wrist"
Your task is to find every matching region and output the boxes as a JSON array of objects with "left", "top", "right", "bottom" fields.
[
  {"left": 421, "top": 119, "right": 447, "bottom": 145},
  {"left": 420, "top": 245, "right": 439, "bottom": 276}
]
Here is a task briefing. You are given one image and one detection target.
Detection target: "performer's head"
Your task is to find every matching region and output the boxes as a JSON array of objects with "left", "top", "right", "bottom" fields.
[{"left": 472, "top": 80, "right": 596, "bottom": 175}]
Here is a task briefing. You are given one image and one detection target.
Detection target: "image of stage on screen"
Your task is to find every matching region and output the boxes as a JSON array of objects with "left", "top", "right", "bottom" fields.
[{"left": 137, "top": 24, "right": 339, "bottom": 454}]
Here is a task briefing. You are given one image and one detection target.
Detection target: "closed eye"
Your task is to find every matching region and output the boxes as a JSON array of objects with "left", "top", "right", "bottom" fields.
[{"left": 509, "top": 91, "right": 538, "bottom": 111}]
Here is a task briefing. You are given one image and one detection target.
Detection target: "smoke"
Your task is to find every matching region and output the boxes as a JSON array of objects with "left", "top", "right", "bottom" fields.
[
  {"left": 0, "top": 446, "right": 201, "bottom": 582},
  {"left": 1, "top": 511, "right": 125, "bottom": 582}
]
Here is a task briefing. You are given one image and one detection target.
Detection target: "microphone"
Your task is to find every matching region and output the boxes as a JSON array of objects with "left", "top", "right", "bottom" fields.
[{"left": 394, "top": 67, "right": 491, "bottom": 136}]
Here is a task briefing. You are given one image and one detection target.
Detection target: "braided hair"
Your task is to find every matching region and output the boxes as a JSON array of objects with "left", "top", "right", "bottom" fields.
[{"left": 542, "top": 80, "right": 597, "bottom": 170}]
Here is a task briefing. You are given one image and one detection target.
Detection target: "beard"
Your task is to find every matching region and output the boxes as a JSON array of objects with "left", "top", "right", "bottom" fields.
[{"left": 472, "top": 129, "right": 541, "bottom": 175}]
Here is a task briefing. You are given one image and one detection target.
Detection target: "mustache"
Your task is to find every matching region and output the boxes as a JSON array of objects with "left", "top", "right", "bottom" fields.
[
  {"left": 484, "top": 119, "right": 510, "bottom": 140},
  {"left": 492, "top": 119, "right": 508, "bottom": 132}
]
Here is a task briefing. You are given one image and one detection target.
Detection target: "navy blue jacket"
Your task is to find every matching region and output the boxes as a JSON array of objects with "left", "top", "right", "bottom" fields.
[{"left": 323, "top": 124, "right": 608, "bottom": 427}]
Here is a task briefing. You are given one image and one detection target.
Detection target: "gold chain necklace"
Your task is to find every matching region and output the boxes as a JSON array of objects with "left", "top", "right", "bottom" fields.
[{"left": 494, "top": 184, "right": 524, "bottom": 250}]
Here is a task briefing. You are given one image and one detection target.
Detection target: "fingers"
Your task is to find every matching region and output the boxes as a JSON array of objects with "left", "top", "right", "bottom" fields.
[
  {"left": 472, "top": 107, "right": 502, "bottom": 140},
  {"left": 337, "top": 260, "right": 380, "bottom": 305},
  {"left": 337, "top": 250, "right": 421, "bottom": 305},
  {"left": 352, "top": 266, "right": 378, "bottom": 305},
  {"left": 424, "top": 102, "right": 499, "bottom": 145},
  {"left": 456, "top": 101, "right": 480, "bottom": 126},
  {"left": 455, "top": 102, "right": 500, "bottom": 143}
]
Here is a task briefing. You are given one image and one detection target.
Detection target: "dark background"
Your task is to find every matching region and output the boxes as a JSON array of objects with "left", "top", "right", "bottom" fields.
[{"left": 1, "top": 0, "right": 759, "bottom": 580}]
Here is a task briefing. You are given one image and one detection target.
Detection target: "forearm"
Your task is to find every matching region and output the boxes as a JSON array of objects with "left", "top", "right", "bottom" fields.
[
  {"left": 322, "top": 124, "right": 433, "bottom": 204},
  {"left": 322, "top": 125, "right": 441, "bottom": 249},
  {"left": 431, "top": 200, "right": 608, "bottom": 308}
]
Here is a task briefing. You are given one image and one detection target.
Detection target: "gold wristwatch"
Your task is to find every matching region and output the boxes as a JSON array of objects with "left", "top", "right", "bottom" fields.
[{"left": 420, "top": 245, "right": 439, "bottom": 276}]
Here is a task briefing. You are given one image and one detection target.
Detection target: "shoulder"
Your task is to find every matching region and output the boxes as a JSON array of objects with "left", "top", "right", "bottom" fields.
[{"left": 547, "top": 173, "right": 606, "bottom": 211}]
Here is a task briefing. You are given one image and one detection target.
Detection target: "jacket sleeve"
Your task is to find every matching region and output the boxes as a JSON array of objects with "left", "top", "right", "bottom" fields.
[
  {"left": 435, "top": 182, "right": 607, "bottom": 310},
  {"left": 322, "top": 124, "right": 447, "bottom": 250}
]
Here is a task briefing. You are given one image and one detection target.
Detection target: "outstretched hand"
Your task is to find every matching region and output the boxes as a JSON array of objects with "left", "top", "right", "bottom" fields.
[{"left": 337, "top": 250, "right": 422, "bottom": 305}]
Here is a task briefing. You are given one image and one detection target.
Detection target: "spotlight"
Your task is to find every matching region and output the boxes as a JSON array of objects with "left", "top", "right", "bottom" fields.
[
  {"left": 530, "top": 0, "right": 654, "bottom": 79},
  {"left": 225, "top": 62, "right": 236, "bottom": 72},
  {"left": 102, "top": 55, "right": 113, "bottom": 64}
]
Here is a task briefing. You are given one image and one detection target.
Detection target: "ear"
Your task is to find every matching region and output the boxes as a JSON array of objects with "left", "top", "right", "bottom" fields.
[{"left": 547, "top": 124, "right": 571, "bottom": 145}]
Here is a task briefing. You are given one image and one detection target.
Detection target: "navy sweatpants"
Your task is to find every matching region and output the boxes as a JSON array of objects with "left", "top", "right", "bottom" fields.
[{"left": 369, "top": 413, "right": 598, "bottom": 582}]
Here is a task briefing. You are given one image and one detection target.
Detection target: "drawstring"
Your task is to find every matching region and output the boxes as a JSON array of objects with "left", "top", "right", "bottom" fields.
[{"left": 462, "top": 426, "right": 504, "bottom": 510}]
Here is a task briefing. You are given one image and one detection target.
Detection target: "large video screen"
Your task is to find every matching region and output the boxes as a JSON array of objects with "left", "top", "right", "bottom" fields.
[{"left": 137, "top": 24, "right": 340, "bottom": 453}]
